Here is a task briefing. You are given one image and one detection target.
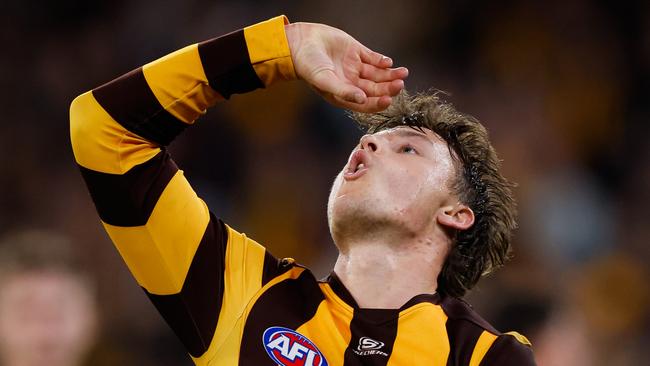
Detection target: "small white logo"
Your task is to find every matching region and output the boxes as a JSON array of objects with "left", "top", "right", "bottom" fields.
[
  {"left": 358, "top": 337, "right": 384, "bottom": 351},
  {"left": 353, "top": 337, "right": 388, "bottom": 357}
]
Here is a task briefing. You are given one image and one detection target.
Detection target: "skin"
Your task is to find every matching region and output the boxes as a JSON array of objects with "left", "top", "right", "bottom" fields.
[
  {"left": 329, "top": 128, "right": 475, "bottom": 308},
  {"left": 286, "top": 23, "right": 475, "bottom": 308},
  {"left": 0, "top": 271, "right": 97, "bottom": 366}
]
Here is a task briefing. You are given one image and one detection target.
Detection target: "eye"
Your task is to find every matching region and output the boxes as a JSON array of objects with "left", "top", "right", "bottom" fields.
[{"left": 401, "top": 145, "right": 418, "bottom": 154}]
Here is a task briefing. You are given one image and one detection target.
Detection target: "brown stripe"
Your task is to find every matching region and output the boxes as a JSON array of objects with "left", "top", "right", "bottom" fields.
[
  {"left": 145, "top": 214, "right": 228, "bottom": 358},
  {"left": 78, "top": 150, "right": 178, "bottom": 226},
  {"left": 440, "top": 295, "right": 498, "bottom": 366},
  {"left": 343, "top": 308, "right": 399, "bottom": 366},
  {"left": 238, "top": 269, "right": 324, "bottom": 365},
  {"left": 445, "top": 318, "right": 483, "bottom": 366},
  {"left": 440, "top": 295, "right": 499, "bottom": 333},
  {"left": 198, "top": 29, "right": 264, "bottom": 99},
  {"left": 479, "top": 335, "right": 536, "bottom": 366},
  {"left": 261, "top": 252, "right": 293, "bottom": 286},
  {"left": 92, "top": 68, "right": 187, "bottom": 146}
]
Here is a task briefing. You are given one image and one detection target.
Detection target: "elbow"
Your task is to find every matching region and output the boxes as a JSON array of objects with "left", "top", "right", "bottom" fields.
[
  {"left": 69, "top": 91, "right": 151, "bottom": 174},
  {"left": 69, "top": 93, "right": 86, "bottom": 160},
  {"left": 69, "top": 92, "right": 98, "bottom": 164}
]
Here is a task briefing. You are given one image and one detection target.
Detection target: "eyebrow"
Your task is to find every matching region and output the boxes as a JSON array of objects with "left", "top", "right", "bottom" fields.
[{"left": 393, "top": 128, "right": 433, "bottom": 144}]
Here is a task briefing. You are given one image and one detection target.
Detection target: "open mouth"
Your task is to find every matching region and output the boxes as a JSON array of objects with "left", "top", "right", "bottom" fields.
[{"left": 344, "top": 150, "right": 370, "bottom": 181}]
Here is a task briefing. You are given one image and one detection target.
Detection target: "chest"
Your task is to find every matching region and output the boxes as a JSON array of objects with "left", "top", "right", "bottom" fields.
[{"left": 219, "top": 292, "right": 451, "bottom": 366}]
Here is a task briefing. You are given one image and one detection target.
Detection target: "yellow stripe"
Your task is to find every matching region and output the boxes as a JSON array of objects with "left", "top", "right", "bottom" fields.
[
  {"left": 102, "top": 170, "right": 209, "bottom": 294},
  {"left": 387, "top": 303, "right": 449, "bottom": 365},
  {"left": 244, "top": 15, "right": 297, "bottom": 87},
  {"left": 505, "top": 331, "right": 532, "bottom": 346},
  {"left": 319, "top": 282, "right": 354, "bottom": 314},
  {"left": 196, "top": 266, "right": 306, "bottom": 365},
  {"left": 70, "top": 92, "right": 160, "bottom": 174},
  {"left": 293, "top": 285, "right": 353, "bottom": 366},
  {"left": 142, "top": 44, "right": 222, "bottom": 124},
  {"left": 216, "top": 225, "right": 267, "bottom": 342},
  {"left": 469, "top": 331, "right": 498, "bottom": 366}
]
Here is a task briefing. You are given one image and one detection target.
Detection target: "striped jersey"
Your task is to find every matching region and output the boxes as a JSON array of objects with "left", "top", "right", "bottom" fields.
[{"left": 70, "top": 15, "right": 536, "bottom": 366}]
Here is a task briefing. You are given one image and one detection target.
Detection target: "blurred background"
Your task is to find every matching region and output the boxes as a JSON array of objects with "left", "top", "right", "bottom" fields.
[{"left": 0, "top": 0, "right": 648, "bottom": 365}]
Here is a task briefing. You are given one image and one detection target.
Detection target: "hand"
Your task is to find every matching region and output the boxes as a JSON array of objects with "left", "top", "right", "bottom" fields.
[{"left": 286, "top": 22, "right": 408, "bottom": 113}]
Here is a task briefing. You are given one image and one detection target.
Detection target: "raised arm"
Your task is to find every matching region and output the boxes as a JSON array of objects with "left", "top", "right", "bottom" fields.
[{"left": 70, "top": 15, "right": 406, "bottom": 363}]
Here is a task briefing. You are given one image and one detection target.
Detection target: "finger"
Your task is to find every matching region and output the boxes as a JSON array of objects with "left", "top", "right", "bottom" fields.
[
  {"left": 360, "top": 65, "right": 409, "bottom": 83},
  {"left": 360, "top": 47, "right": 393, "bottom": 68},
  {"left": 330, "top": 94, "right": 393, "bottom": 113},
  {"left": 357, "top": 79, "right": 404, "bottom": 97},
  {"left": 312, "top": 69, "right": 367, "bottom": 104}
]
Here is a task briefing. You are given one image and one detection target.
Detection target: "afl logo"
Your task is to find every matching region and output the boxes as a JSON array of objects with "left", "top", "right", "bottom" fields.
[{"left": 262, "top": 326, "right": 328, "bottom": 366}]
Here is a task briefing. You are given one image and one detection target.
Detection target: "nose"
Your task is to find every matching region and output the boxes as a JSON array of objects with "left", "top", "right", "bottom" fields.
[{"left": 360, "top": 134, "right": 379, "bottom": 152}]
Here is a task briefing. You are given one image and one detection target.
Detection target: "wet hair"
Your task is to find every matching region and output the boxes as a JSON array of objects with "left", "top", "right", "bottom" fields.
[{"left": 351, "top": 90, "right": 517, "bottom": 298}]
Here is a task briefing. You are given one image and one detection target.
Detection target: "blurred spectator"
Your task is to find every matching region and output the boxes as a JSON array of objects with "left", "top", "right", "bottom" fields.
[{"left": 0, "top": 231, "right": 97, "bottom": 366}]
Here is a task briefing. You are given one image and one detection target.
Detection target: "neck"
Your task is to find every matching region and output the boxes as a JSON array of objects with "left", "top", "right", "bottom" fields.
[{"left": 332, "top": 229, "right": 449, "bottom": 309}]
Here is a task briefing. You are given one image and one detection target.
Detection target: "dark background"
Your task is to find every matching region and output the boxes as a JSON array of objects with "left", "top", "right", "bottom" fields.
[{"left": 1, "top": 0, "right": 648, "bottom": 364}]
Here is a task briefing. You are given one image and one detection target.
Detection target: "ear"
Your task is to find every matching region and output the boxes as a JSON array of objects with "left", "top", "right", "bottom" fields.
[{"left": 437, "top": 204, "right": 475, "bottom": 231}]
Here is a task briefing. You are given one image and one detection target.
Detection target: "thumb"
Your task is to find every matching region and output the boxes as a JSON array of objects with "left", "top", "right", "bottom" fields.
[{"left": 311, "top": 69, "right": 367, "bottom": 104}]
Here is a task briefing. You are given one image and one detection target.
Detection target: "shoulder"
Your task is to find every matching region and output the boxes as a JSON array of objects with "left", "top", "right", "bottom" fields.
[
  {"left": 440, "top": 295, "right": 536, "bottom": 366},
  {"left": 480, "top": 332, "right": 536, "bottom": 365}
]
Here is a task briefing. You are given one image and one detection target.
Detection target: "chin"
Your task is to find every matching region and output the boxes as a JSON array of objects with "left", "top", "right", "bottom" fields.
[
  {"left": 328, "top": 193, "right": 394, "bottom": 239},
  {"left": 327, "top": 173, "right": 409, "bottom": 241}
]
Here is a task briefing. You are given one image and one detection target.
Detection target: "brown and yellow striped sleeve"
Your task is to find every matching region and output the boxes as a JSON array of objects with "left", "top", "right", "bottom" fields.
[{"left": 69, "top": 15, "right": 295, "bottom": 364}]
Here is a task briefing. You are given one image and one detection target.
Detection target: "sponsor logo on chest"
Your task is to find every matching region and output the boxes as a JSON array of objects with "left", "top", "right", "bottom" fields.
[
  {"left": 353, "top": 336, "right": 388, "bottom": 357},
  {"left": 263, "top": 326, "right": 329, "bottom": 366}
]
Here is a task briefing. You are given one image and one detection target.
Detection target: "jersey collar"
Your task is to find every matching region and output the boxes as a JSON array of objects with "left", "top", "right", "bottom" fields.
[{"left": 324, "top": 271, "right": 441, "bottom": 311}]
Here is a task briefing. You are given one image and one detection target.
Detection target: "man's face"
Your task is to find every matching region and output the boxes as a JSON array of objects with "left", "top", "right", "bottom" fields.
[
  {"left": 328, "top": 126, "right": 458, "bottom": 243},
  {"left": 0, "top": 271, "right": 96, "bottom": 366}
]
